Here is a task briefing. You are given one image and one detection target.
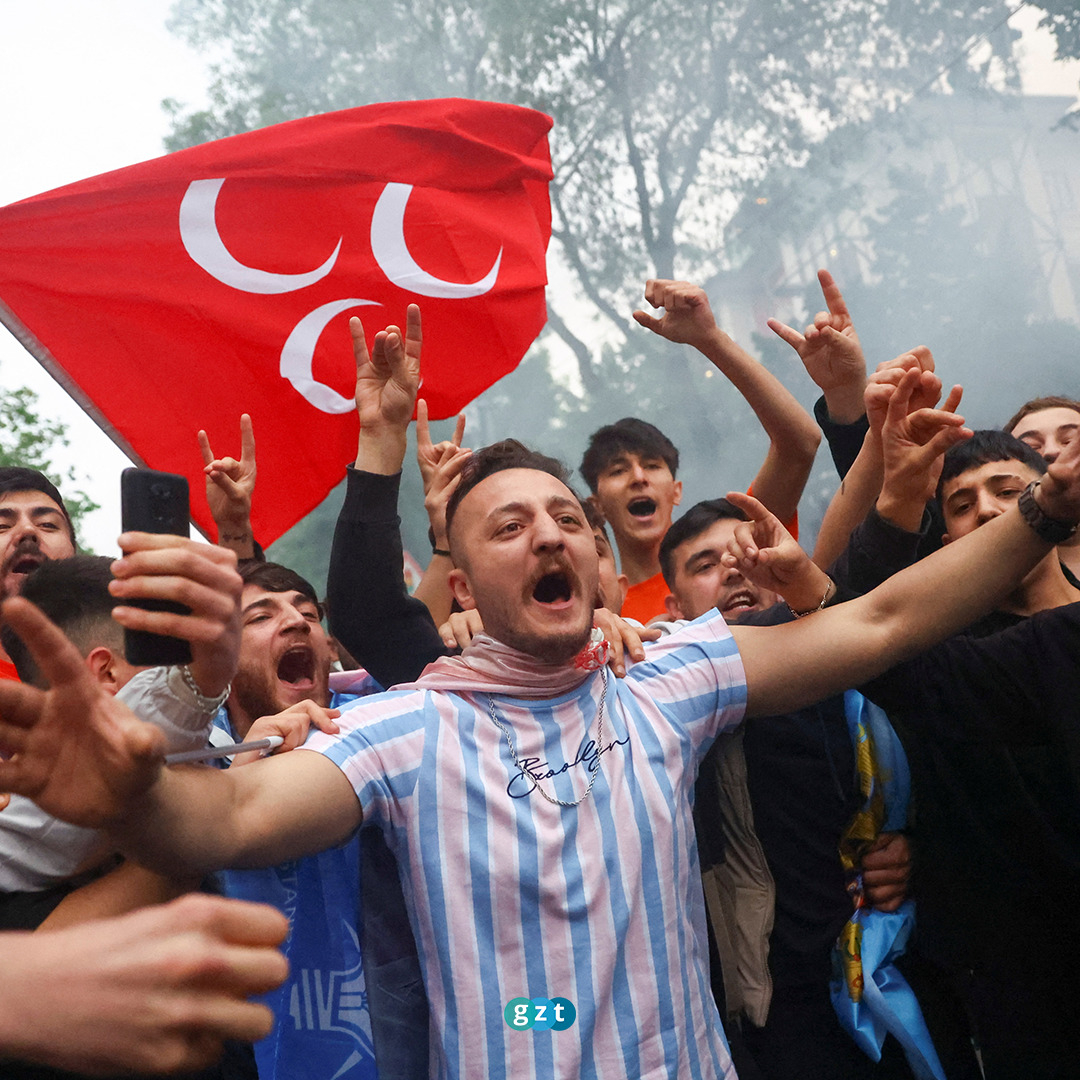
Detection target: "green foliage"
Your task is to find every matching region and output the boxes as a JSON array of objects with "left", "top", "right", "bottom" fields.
[
  {"left": 164, "top": 0, "right": 1021, "bottom": 379},
  {"left": 0, "top": 382, "right": 100, "bottom": 550},
  {"left": 163, "top": 1, "right": 1061, "bottom": 565},
  {"left": 1036, "top": 1, "right": 1080, "bottom": 62}
]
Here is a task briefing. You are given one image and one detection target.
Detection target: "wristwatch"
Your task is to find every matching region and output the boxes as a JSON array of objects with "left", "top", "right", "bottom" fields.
[{"left": 1018, "top": 479, "right": 1077, "bottom": 544}]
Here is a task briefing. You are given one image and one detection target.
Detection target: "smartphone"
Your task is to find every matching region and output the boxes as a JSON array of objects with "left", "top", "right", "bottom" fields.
[{"left": 120, "top": 468, "right": 193, "bottom": 666}]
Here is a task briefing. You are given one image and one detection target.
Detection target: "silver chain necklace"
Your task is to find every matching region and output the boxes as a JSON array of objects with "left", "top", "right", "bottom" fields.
[{"left": 486, "top": 668, "right": 608, "bottom": 808}]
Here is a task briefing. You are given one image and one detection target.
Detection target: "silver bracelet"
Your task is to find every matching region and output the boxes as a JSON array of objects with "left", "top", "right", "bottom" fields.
[
  {"left": 178, "top": 664, "right": 231, "bottom": 714},
  {"left": 788, "top": 580, "right": 836, "bottom": 619}
]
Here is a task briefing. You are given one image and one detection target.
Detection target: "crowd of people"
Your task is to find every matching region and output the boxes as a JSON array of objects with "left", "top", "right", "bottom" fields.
[{"left": 0, "top": 270, "right": 1078, "bottom": 1080}]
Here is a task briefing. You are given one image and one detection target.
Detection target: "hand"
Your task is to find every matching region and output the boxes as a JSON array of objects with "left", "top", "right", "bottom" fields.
[
  {"left": 438, "top": 608, "right": 485, "bottom": 650},
  {"left": 0, "top": 597, "right": 166, "bottom": 829},
  {"left": 417, "top": 398, "right": 471, "bottom": 547},
  {"left": 198, "top": 414, "right": 256, "bottom": 554},
  {"left": 878, "top": 368, "right": 969, "bottom": 519},
  {"left": 416, "top": 399, "right": 468, "bottom": 493},
  {"left": 592, "top": 608, "right": 661, "bottom": 678},
  {"left": 110, "top": 534, "right": 242, "bottom": 699},
  {"left": 865, "top": 347, "right": 943, "bottom": 437},
  {"left": 632, "top": 279, "right": 719, "bottom": 350},
  {"left": 767, "top": 270, "right": 866, "bottom": 421},
  {"left": 233, "top": 701, "right": 342, "bottom": 766},
  {"left": 720, "top": 492, "right": 830, "bottom": 611},
  {"left": 861, "top": 832, "right": 911, "bottom": 912},
  {"left": 353, "top": 305, "right": 422, "bottom": 431},
  {"left": 0, "top": 893, "right": 288, "bottom": 1075}
]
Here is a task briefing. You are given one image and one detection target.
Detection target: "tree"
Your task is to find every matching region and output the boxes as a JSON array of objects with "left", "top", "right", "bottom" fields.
[
  {"left": 165, "top": 0, "right": 1021, "bottom": 389},
  {"left": 0, "top": 379, "right": 100, "bottom": 549},
  {"left": 162, "top": 0, "right": 1037, "bottom": 584}
]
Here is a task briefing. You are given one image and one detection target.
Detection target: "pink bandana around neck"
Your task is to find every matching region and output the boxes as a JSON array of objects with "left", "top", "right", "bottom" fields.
[{"left": 396, "top": 629, "right": 609, "bottom": 698}]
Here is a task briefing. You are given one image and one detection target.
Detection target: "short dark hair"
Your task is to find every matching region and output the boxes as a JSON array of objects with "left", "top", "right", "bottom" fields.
[
  {"left": 1, "top": 555, "right": 118, "bottom": 685},
  {"left": 0, "top": 467, "right": 74, "bottom": 543},
  {"left": 582, "top": 499, "right": 612, "bottom": 541},
  {"left": 659, "top": 498, "right": 748, "bottom": 590},
  {"left": 238, "top": 560, "right": 322, "bottom": 616},
  {"left": 1003, "top": 395, "right": 1080, "bottom": 436},
  {"left": 445, "top": 440, "right": 574, "bottom": 546},
  {"left": 936, "top": 430, "right": 1046, "bottom": 504},
  {"left": 579, "top": 418, "right": 679, "bottom": 494}
]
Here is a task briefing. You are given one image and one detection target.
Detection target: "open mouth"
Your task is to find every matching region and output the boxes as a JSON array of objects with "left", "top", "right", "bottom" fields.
[
  {"left": 10, "top": 555, "right": 43, "bottom": 576},
  {"left": 277, "top": 645, "right": 315, "bottom": 687},
  {"left": 627, "top": 497, "right": 657, "bottom": 518},
  {"left": 722, "top": 590, "right": 759, "bottom": 615},
  {"left": 533, "top": 570, "right": 573, "bottom": 605}
]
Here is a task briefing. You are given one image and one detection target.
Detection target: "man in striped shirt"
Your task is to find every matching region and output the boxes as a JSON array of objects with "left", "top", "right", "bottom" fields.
[{"left": 4, "top": 310, "right": 1080, "bottom": 1078}]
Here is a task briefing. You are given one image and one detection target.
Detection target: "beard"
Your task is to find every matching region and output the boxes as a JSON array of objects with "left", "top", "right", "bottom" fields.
[{"left": 228, "top": 664, "right": 330, "bottom": 736}]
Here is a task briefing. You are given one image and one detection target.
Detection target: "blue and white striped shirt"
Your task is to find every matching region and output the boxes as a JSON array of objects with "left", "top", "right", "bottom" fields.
[{"left": 305, "top": 610, "right": 746, "bottom": 1079}]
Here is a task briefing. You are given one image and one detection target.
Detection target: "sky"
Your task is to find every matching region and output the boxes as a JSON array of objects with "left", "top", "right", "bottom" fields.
[{"left": 0, "top": 0, "right": 1078, "bottom": 554}]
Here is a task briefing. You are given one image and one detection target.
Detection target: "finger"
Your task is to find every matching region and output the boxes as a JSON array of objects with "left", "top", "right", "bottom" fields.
[
  {"left": 723, "top": 490, "right": 768, "bottom": 522},
  {"left": 112, "top": 537, "right": 238, "bottom": 578},
  {"left": 862, "top": 866, "right": 910, "bottom": 888},
  {"left": 765, "top": 317, "right": 805, "bottom": 350},
  {"left": 941, "top": 384, "right": 963, "bottom": 413},
  {"left": 818, "top": 268, "right": 850, "bottom": 317},
  {"left": 349, "top": 315, "right": 370, "bottom": 368},
  {"left": 197, "top": 429, "right": 214, "bottom": 468},
  {"left": 605, "top": 628, "right": 626, "bottom": 678},
  {"left": 884, "top": 367, "right": 919, "bottom": 427},
  {"left": 728, "top": 521, "right": 759, "bottom": 564},
  {"left": 162, "top": 894, "right": 289, "bottom": 948},
  {"left": 450, "top": 412, "right": 466, "bottom": 448},
  {"left": 239, "top": 414, "right": 255, "bottom": 464},
  {"left": 632, "top": 310, "right": 663, "bottom": 334},
  {"left": 404, "top": 303, "right": 423, "bottom": 364},
  {"left": 0, "top": 792, "right": 9, "bottom": 811},
  {"left": 309, "top": 705, "right": 341, "bottom": 735},
  {"left": 910, "top": 345, "right": 935, "bottom": 372},
  {"left": 416, "top": 399, "right": 432, "bottom": 451},
  {"left": 616, "top": 618, "right": 646, "bottom": 664}
]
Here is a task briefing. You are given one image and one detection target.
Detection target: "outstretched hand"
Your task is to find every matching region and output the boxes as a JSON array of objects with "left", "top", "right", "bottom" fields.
[
  {"left": 632, "top": 279, "right": 719, "bottom": 350},
  {"left": 198, "top": 414, "right": 256, "bottom": 554},
  {"left": 0, "top": 597, "right": 165, "bottom": 829},
  {"left": 767, "top": 270, "right": 866, "bottom": 419}
]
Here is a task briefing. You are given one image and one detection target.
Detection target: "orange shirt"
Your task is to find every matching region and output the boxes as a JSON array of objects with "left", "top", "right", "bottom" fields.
[
  {"left": 0, "top": 657, "right": 20, "bottom": 682},
  {"left": 620, "top": 494, "right": 800, "bottom": 625},
  {"left": 620, "top": 572, "right": 671, "bottom": 625}
]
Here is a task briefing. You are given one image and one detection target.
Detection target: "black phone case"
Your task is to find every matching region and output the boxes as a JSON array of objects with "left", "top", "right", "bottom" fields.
[{"left": 120, "top": 468, "right": 193, "bottom": 667}]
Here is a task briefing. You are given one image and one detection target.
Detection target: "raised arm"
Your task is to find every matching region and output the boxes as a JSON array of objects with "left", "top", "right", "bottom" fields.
[
  {"left": 411, "top": 400, "right": 470, "bottom": 628},
  {"left": 728, "top": 434, "right": 1080, "bottom": 716},
  {"left": 634, "top": 279, "right": 820, "bottom": 524},
  {"left": 326, "top": 306, "right": 448, "bottom": 685},
  {"left": 0, "top": 599, "right": 361, "bottom": 874}
]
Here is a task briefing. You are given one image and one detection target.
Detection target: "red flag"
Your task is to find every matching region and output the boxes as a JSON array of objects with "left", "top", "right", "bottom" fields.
[{"left": 0, "top": 99, "right": 553, "bottom": 545}]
